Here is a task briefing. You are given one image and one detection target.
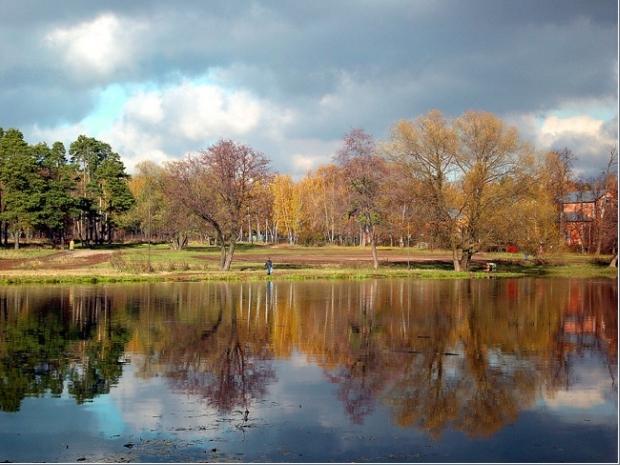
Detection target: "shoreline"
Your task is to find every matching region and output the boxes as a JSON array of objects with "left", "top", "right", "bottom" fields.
[{"left": 0, "top": 264, "right": 615, "bottom": 285}]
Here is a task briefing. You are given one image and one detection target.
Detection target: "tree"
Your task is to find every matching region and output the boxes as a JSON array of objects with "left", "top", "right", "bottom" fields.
[
  {"left": 389, "top": 111, "right": 458, "bottom": 260},
  {"left": 335, "top": 129, "right": 387, "bottom": 269},
  {"left": 168, "top": 139, "right": 271, "bottom": 271},
  {"left": 271, "top": 174, "right": 301, "bottom": 244},
  {"left": 495, "top": 169, "right": 559, "bottom": 256},
  {"left": 451, "top": 111, "right": 522, "bottom": 270},
  {"left": 590, "top": 148, "right": 617, "bottom": 256},
  {"left": 69, "top": 135, "right": 133, "bottom": 245},
  {"left": 34, "top": 141, "right": 77, "bottom": 247},
  {"left": 541, "top": 148, "right": 575, "bottom": 247},
  {"left": 126, "top": 161, "right": 165, "bottom": 241},
  {"left": 296, "top": 164, "right": 350, "bottom": 245},
  {"left": 389, "top": 110, "right": 457, "bottom": 247},
  {"left": 0, "top": 129, "right": 43, "bottom": 248},
  {"left": 390, "top": 110, "right": 524, "bottom": 270}
]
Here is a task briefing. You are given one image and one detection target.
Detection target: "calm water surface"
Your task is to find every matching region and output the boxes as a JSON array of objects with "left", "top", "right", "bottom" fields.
[{"left": 0, "top": 278, "right": 616, "bottom": 462}]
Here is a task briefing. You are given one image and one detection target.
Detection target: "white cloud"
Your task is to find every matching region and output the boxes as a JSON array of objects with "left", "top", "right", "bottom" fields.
[
  {"left": 24, "top": 78, "right": 319, "bottom": 174},
  {"left": 45, "top": 14, "right": 145, "bottom": 77},
  {"left": 543, "top": 360, "right": 616, "bottom": 412},
  {"left": 103, "top": 121, "right": 170, "bottom": 169},
  {"left": 163, "top": 82, "right": 263, "bottom": 140},
  {"left": 124, "top": 92, "right": 164, "bottom": 125},
  {"left": 506, "top": 109, "right": 617, "bottom": 177},
  {"left": 539, "top": 115, "right": 604, "bottom": 141},
  {"left": 96, "top": 80, "right": 300, "bottom": 172}
]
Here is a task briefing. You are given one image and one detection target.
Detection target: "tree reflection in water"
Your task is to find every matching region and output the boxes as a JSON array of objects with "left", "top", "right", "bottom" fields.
[
  {"left": 0, "top": 279, "right": 615, "bottom": 440},
  {"left": 326, "top": 280, "right": 386, "bottom": 424},
  {"left": 159, "top": 284, "right": 276, "bottom": 414},
  {"left": 0, "top": 288, "right": 129, "bottom": 411}
]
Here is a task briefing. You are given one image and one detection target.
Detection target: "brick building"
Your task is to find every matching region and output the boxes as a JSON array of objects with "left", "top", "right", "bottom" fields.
[{"left": 560, "top": 190, "right": 612, "bottom": 249}]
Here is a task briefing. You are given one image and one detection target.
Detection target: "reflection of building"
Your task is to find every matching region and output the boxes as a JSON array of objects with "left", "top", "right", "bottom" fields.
[
  {"left": 560, "top": 281, "right": 617, "bottom": 364},
  {"left": 563, "top": 316, "right": 596, "bottom": 334},
  {"left": 560, "top": 191, "right": 611, "bottom": 248}
]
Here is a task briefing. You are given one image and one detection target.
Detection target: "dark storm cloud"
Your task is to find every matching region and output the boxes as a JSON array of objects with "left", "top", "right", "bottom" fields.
[{"left": 0, "top": 0, "right": 616, "bottom": 170}]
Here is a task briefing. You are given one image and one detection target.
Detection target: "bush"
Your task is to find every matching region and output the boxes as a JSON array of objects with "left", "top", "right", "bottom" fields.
[
  {"left": 109, "top": 252, "right": 154, "bottom": 273},
  {"left": 109, "top": 252, "right": 127, "bottom": 271}
]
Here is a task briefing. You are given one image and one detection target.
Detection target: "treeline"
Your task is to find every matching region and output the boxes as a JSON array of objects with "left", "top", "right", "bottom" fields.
[
  {"left": 0, "top": 128, "right": 133, "bottom": 248},
  {"left": 1, "top": 110, "right": 617, "bottom": 271},
  {"left": 126, "top": 110, "right": 618, "bottom": 271}
]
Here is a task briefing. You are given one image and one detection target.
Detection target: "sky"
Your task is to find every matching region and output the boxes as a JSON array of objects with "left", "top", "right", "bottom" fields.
[{"left": 1, "top": 0, "right": 617, "bottom": 177}]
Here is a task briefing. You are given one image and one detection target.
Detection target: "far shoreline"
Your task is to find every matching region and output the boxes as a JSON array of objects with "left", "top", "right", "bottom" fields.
[
  {"left": 0, "top": 244, "right": 614, "bottom": 285},
  {"left": 0, "top": 265, "right": 614, "bottom": 286}
]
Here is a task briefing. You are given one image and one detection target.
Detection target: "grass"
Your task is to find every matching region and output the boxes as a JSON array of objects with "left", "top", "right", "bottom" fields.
[
  {"left": 0, "top": 242, "right": 615, "bottom": 285},
  {"left": 0, "top": 268, "right": 524, "bottom": 285},
  {"left": 0, "top": 248, "right": 58, "bottom": 259}
]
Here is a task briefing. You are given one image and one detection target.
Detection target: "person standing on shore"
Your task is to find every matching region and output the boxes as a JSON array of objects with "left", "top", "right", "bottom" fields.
[{"left": 265, "top": 258, "right": 273, "bottom": 275}]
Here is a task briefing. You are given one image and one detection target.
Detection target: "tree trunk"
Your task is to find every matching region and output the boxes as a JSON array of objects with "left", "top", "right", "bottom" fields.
[
  {"left": 13, "top": 231, "right": 19, "bottom": 250},
  {"left": 610, "top": 254, "right": 618, "bottom": 268},
  {"left": 223, "top": 241, "right": 236, "bottom": 271},
  {"left": 459, "top": 250, "right": 472, "bottom": 271},
  {"left": 219, "top": 244, "right": 227, "bottom": 270},
  {"left": 171, "top": 233, "right": 188, "bottom": 250},
  {"left": 452, "top": 246, "right": 461, "bottom": 272},
  {"left": 370, "top": 235, "right": 379, "bottom": 269}
]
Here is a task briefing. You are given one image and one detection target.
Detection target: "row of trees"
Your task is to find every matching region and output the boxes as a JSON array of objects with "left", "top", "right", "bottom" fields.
[
  {"left": 0, "top": 129, "right": 133, "bottom": 248},
  {"left": 1, "top": 109, "right": 616, "bottom": 270},
  {"left": 126, "top": 110, "right": 617, "bottom": 271}
]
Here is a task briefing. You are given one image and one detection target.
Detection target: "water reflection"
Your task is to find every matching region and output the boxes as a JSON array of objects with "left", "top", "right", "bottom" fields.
[
  {"left": 0, "top": 278, "right": 616, "bottom": 442},
  {"left": 0, "top": 289, "right": 129, "bottom": 411}
]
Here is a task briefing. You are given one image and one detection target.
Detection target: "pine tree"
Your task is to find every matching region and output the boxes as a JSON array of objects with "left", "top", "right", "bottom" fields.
[
  {"left": 69, "top": 135, "right": 134, "bottom": 245},
  {"left": 0, "top": 130, "right": 43, "bottom": 248},
  {"left": 34, "top": 141, "right": 78, "bottom": 247}
]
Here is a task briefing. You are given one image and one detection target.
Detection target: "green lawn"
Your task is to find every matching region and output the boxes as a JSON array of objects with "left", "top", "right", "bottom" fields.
[{"left": 0, "top": 242, "right": 615, "bottom": 284}]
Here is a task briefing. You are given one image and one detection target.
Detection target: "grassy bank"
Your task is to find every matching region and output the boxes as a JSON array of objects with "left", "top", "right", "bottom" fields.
[
  {"left": 0, "top": 264, "right": 614, "bottom": 286},
  {"left": 0, "top": 243, "right": 615, "bottom": 285}
]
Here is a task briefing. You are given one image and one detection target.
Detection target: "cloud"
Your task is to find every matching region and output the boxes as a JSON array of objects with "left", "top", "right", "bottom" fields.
[
  {"left": 540, "top": 115, "right": 604, "bottom": 140},
  {"left": 543, "top": 360, "right": 616, "bottom": 411},
  {"left": 1, "top": 0, "right": 616, "bottom": 175},
  {"left": 45, "top": 14, "right": 146, "bottom": 79},
  {"left": 97, "top": 81, "right": 299, "bottom": 172},
  {"left": 537, "top": 113, "right": 617, "bottom": 177}
]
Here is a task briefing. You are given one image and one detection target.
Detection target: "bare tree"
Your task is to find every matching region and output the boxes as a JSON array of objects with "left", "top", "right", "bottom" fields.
[
  {"left": 168, "top": 140, "right": 271, "bottom": 271},
  {"left": 591, "top": 148, "right": 617, "bottom": 256},
  {"left": 335, "top": 129, "right": 387, "bottom": 269},
  {"left": 541, "top": 148, "right": 575, "bottom": 247}
]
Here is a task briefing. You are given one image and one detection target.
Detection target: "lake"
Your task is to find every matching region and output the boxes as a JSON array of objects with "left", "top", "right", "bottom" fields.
[{"left": 0, "top": 278, "right": 617, "bottom": 462}]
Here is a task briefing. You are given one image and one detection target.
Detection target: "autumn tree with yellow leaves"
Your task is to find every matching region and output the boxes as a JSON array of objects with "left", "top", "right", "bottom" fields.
[{"left": 271, "top": 174, "right": 302, "bottom": 244}]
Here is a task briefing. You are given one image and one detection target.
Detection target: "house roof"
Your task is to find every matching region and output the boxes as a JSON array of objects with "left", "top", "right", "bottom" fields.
[{"left": 560, "top": 191, "right": 604, "bottom": 204}]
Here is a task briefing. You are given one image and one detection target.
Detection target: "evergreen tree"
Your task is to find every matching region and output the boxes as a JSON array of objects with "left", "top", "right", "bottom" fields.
[
  {"left": 34, "top": 141, "right": 78, "bottom": 246},
  {"left": 0, "top": 129, "right": 42, "bottom": 248},
  {"left": 69, "top": 135, "right": 134, "bottom": 245}
]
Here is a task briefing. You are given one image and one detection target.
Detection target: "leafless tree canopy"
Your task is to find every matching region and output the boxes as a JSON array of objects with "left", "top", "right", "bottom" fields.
[{"left": 167, "top": 139, "right": 271, "bottom": 270}]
